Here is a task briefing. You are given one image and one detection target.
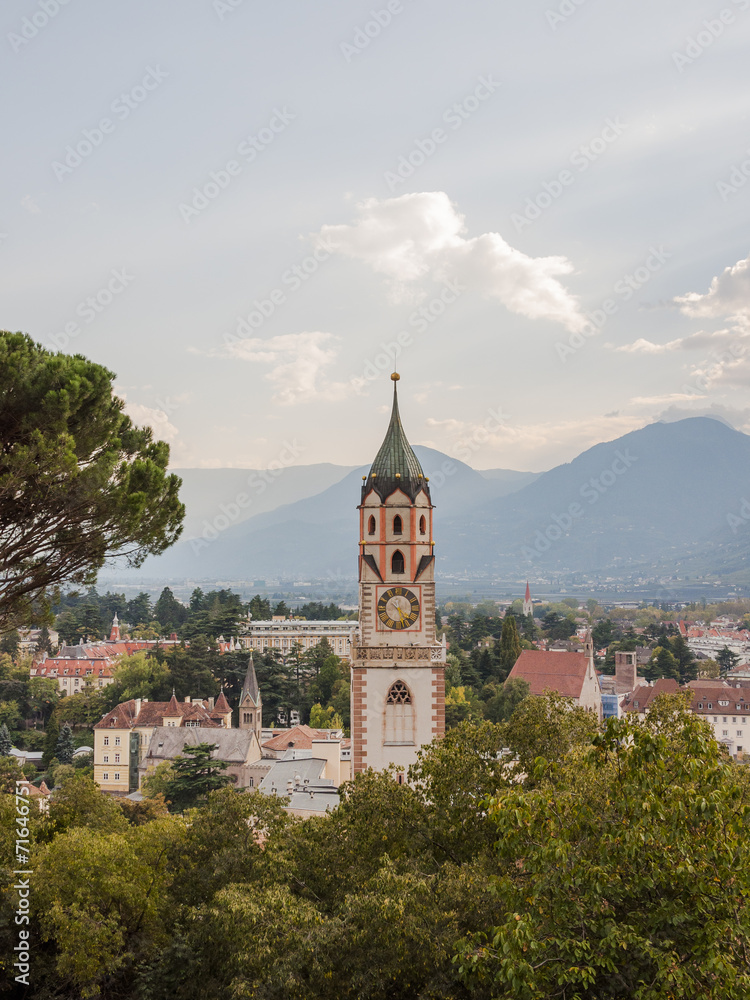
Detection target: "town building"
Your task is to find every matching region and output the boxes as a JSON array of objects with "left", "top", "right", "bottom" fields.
[
  {"left": 620, "top": 679, "right": 750, "bottom": 758},
  {"left": 93, "top": 693, "right": 232, "bottom": 795},
  {"left": 349, "top": 373, "right": 446, "bottom": 776},
  {"left": 30, "top": 657, "right": 115, "bottom": 695},
  {"left": 139, "top": 726, "right": 262, "bottom": 790},
  {"left": 238, "top": 619, "right": 354, "bottom": 659},
  {"left": 507, "top": 632, "right": 603, "bottom": 719}
]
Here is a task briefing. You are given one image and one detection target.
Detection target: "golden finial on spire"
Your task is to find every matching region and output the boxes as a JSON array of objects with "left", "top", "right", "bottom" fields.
[{"left": 391, "top": 371, "right": 400, "bottom": 381}]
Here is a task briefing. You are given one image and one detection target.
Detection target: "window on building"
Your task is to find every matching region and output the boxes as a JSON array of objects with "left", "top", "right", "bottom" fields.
[
  {"left": 115, "top": 737, "right": 121, "bottom": 745},
  {"left": 391, "top": 550, "right": 405, "bottom": 574},
  {"left": 733, "top": 717, "right": 737, "bottom": 723},
  {"left": 393, "top": 515, "right": 403, "bottom": 534},
  {"left": 114, "top": 754, "right": 120, "bottom": 763},
  {"left": 723, "top": 717, "right": 728, "bottom": 723},
  {"left": 103, "top": 756, "right": 109, "bottom": 763},
  {"left": 738, "top": 731, "right": 743, "bottom": 737},
  {"left": 723, "top": 730, "right": 729, "bottom": 736},
  {"left": 114, "top": 772, "right": 120, "bottom": 781},
  {"left": 243, "top": 712, "right": 250, "bottom": 724},
  {"left": 104, "top": 737, "right": 109, "bottom": 746},
  {"left": 368, "top": 515, "right": 376, "bottom": 535},
  {"left": 103, "top": 772, "right": 109, "bottom": 781},
  {"left": 384, "top": 681, "right": 415, "bottom": 745},
  {"left": 419, "top": 515, "right": 426, "bottom": 535},
  {"left": 249, "top": 777, "right": 254, "bottom": 788}
]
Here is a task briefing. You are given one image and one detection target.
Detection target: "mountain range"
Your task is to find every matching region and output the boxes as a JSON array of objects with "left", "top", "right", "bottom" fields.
[{"left": 118, "top": 417, "right": 750, "bottom": 586}]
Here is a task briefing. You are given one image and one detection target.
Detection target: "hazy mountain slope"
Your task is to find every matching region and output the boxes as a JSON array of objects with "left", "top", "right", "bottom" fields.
[
  {"left": 438, "top": 417, "right": 750, "bottom": 576},
  {"left": 172, "top": 464, "right": 357, "bottom": 538},
  {"left": 118, "top": 418, "right": 750, "bottom": 584}
]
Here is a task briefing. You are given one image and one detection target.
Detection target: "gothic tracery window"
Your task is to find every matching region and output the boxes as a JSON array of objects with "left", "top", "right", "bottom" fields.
[
  {"left": 393, "top": 514, "right": 403, "bottom": 534},
  {"left": 392, "top": 550, "right": 405, "bottom": 574},
  {"left": 386, "top": 680, "right": 412, "bottom": 705},
  {"left": 385, "top": 680, "right": 415, "bottom": 744}
]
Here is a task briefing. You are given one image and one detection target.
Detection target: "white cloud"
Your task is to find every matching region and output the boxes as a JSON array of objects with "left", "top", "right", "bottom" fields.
[
  {"left": 675, "top": 252, "right": 750, "bottom": 318},
  {"left": 315, "top": 192, "right": 586, "bottom": 333},
  {"left": 122, "top": 400, "right": 179, "bottom": 443},
  {"left": 615, "top": 337, "right": 683, "bottom": 354},
  {"left": 629, "top": 393, "right": 703, "bottom": 406},
  {"left": 223, "top": 332, "right": 354, "bottom": 405}
]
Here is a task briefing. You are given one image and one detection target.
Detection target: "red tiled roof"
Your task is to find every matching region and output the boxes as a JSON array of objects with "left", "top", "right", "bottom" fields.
[
  {"left": 262, "top": 725, "right": 339, "bottom": 752},
  {"left": 620, "top": 678, "right": 681, "bottom": 713},
  {"left": 95, "top": 698, "right": 221, "bottom": 730},
  {"left": 508, "top": 649, "right": 589, "bottom": 699},
  {"left": 213, "top": 691, "right": 232, "bottom": 714}
]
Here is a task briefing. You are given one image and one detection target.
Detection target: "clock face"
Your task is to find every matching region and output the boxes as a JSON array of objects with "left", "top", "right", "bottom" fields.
[{"left": 377, "top": 587, "right": 420, "bottom": 630}]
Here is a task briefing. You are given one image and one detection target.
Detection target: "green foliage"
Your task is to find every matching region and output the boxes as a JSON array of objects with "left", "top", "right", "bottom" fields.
[
  {"left": 0, "top": 332, "right": 185, "bottom": 633},
  {"left": 645, "top": 644, "right": 680, "bottom": 682},
  {"left": 55, "top": 721, "right": 75, "bottom": 764},
  {"left": 161, "top": 743, "right": 236, "bottom": 812},
  {"left": 498, "top": 615, "right": 522, "bottom": 677},
  {"left": 483, "top": 677, "right": 530, "bottom": 723},
  {"left": 0, "top": 723, "right": 12, "bottom": 756},
  {"left": 503, "top": 690, "right": 600, "bottom": 780},
  {"left": 308, "top": 703, "right": 344, "bottom": 729},
  {"left": 458, "top": 704, "right": 750, "bottom": 999},
  {"left": 717, "top": 645, "right": 740, "bottom": 677}
]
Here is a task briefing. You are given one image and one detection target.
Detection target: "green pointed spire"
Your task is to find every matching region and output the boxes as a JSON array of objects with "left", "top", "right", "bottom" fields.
[{"left": 363, "top": 373, "right": 429, "bottom": 502}]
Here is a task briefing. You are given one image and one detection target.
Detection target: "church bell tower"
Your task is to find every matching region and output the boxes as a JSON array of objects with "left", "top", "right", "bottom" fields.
[{"left": 350, "top": 373, "right": 446, "bottom": 776}]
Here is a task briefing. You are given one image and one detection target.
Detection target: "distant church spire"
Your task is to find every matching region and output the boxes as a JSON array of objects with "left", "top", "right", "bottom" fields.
[{"left": 523, "top": 581, "right": 533, "bottom": 618}]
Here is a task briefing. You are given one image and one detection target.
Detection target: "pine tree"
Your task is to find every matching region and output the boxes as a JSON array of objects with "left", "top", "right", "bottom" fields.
[
  {"left": 0, "top": 722, "right": 13, "bottom": 756},
  {"left": 498, "top": 615, "right": 522, "bottom": 680},
  {"left": 55, "top": 722, "right": 75, "bottom": 765}
]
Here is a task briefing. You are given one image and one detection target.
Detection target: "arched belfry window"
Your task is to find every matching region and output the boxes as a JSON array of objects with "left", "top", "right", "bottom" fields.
[
  {"left": 368, "top": 515, "right": 376, "bottom": 535},
  {"left": 385, "top": 681, "right": 415, "bottom": 745},
  {"left": 393, "top": 514, "right": 403, "bottom": 534},
  {"left": 419, "top": 515, "right": 426, "bottom": 535},
  {"left": 392, "top": 550, "right": 405, "bottom": 574}
]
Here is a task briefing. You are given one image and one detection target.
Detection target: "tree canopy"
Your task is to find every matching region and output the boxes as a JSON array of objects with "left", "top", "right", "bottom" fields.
[{"left": 0, "top": 333, "right": 185, "bottom": 632}]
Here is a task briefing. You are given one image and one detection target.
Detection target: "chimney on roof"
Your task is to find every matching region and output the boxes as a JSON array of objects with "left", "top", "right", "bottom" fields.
[{"left": 184, "top": 696, "right": 191, "bottom": 704}]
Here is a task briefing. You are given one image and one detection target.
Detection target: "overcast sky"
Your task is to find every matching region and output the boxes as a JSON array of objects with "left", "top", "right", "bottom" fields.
[{"left": 3, "top": 0, "right": 750, "bottom": 474}]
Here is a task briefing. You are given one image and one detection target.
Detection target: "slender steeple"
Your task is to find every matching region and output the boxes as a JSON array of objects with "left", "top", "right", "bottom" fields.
[
  {"left": 240, "top": 653, "right": 260, "bottom": 707},
  {"left": 363, "top": 373, "right": 429, "bottom": 502}
]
